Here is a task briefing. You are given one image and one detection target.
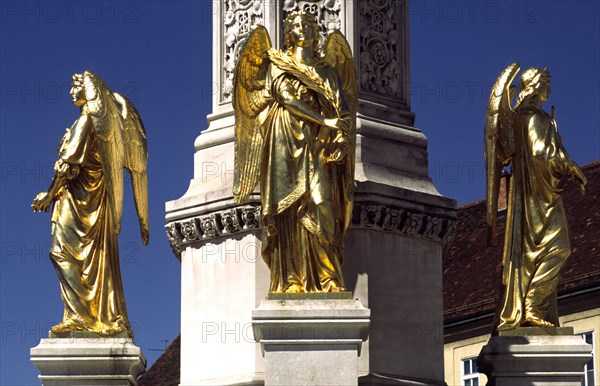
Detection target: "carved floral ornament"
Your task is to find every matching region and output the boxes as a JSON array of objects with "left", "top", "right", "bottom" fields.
[
  {"left": 222, "top": 0, "right": 264, "bottom": 101},
  {"left": 359, "top": 0, "right": 403, "bottom": 99},
  {"left": 166, "top": 203, "right": 456, "bottom": 257}
]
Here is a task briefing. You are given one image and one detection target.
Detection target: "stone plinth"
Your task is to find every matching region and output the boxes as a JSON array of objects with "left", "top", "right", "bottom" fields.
[
  {"left": 477, "top": 331, "right": 592, "bottom": 386},
  {"left": 30, "top": 335, "right": 146, "bottom": 386},
  {"left": 252, "top": 297, "right": 370, "bottom": 386}
]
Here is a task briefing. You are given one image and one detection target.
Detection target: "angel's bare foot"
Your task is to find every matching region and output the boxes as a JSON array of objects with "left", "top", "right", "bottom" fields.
[
  {"left": 51, "top": 319, "right": 84, "bottom": 333},
  {"left": 284, "top": 284, "right": 304, "bottom": 293},
  {"left": 524, "top": 316, "right": 555, "bottom": 328}
]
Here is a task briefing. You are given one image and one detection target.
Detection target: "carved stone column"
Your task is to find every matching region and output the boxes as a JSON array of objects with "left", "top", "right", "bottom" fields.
[{"left": 166, "top": 1, "right": 455, "bottom": 384}]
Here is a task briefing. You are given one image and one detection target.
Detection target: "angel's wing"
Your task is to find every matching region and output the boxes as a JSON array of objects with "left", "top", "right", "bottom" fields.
[
  {"left": 323, "top": 30, "right": 359, "bottom": 116},
  {"left": 485, "top": 63, "right": 519, "bottom": 244},
  {"left": 114, "top": 92, "right": 149, "bottom": 245},
  {"left": 232, "top": 25, "right": 272, "bottom": 204},
  {"left": 323, "top": 31, "right": 358, "bottom": 231},
  {"left": 83, "top": 71, "right": 126, "bottom": 235}
]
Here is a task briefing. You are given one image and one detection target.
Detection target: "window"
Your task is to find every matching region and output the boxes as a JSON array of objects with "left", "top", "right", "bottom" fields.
[
  {"left": 461, "top": 357, "right": 479, "bottom": 386},
  {"left": 582, "top": 332, "right": 595, "bottom": 386}
]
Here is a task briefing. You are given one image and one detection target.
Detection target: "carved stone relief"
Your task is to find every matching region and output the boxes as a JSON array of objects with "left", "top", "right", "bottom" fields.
[
  {"left": 358, "top": 0, "right": 403, "bottom": 100},
  {"left": 166, "top": 202, "right": 456, "bottom": 258},
  {"left": 222, "top": 0, "right": 264, "bottom": 102}
]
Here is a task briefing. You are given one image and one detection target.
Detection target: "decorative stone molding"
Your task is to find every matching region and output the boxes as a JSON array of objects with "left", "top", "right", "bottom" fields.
[
  {"left": 165, "top": 205, "right": 262, "bottom": 258},
  {"left": 358, "top": 0, "right": 409, "bottom": 109},
  {"left": 222, "top": 0, "right": 264, "bottom": 102},
  {"left": 166, "top": 202, "right": 456, "bottom": 258},
  {"left": 353, "top": 203, "right": 457, "bottom": 244},
  {"left": 359, "top": 0, "right": 400, "bottom": 97}
]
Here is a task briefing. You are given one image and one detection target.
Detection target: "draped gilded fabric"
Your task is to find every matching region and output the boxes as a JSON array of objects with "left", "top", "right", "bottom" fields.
[
  {"left": 260, "top": 61, "right": 353, "bottom": 293},
  {"left": 50, "top": 112, "right": 131, "bottom": 336},
  {"left": 495, "top": 104, "right": 576, "bottom": 330}
]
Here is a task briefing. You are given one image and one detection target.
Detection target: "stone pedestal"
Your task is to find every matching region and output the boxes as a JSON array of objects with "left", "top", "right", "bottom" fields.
[
  {"left": 30, "top": 335, "right": 146, "bottom": 386},
  {"left": 477, "top": 330, "right": 592, "bottom": 386},
  {"left": 252, "top": 297, "right": 370, "bottom": 386}
]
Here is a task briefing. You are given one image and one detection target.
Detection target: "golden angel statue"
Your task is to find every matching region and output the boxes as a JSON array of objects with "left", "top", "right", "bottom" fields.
[
  {"left": 32, "top": 71, "right": 148, "bottom": 337},
  {"left": 232, "top": 11, "right": 358, "bottom": 293},
  {"left": 485, "top": 64, "right": 586, "bottom": 331}
]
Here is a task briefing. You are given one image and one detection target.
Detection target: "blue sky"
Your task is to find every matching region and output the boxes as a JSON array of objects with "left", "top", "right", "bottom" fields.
[{"left": 1, "top": 1, "right": 598, "bottom": 385}]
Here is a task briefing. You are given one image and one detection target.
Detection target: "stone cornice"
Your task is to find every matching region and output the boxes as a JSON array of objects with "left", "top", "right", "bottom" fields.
[
  {"left": 165, "top": 202, "right": 456, "bottom": 259},
  {"left": 165, "top": 205, "right": 261, "bottom": 258},
  {"left": 353, "top": 203, "right": 457, "bottom": 245}
]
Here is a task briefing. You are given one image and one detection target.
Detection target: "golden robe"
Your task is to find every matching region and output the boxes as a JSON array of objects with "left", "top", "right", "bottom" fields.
[
  {"left": 260, "top": 59, "right": 354, "bottom": 293},
  {"left": 495, "top": 104, "right": 576, "bottom": 330},
  {"left": 49, "top": 111, "right": 131, "bottom": 336}
]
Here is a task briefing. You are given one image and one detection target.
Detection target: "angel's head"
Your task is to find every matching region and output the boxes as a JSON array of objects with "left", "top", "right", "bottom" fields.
[
  {"left": 70, "top": 73, "right": 87, "bottom": 107},
  {"left": 518, "top": 67, "right": 551, "bottom": 105},
  {"left": 284, "top": 11, "right": 320, "bottom": 53},
  {"left": 71, "top": 71, "right": 110, "bottom": 116}
]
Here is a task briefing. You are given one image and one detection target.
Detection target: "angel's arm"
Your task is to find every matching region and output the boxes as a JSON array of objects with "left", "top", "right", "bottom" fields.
[
  {"left": 32, "top": 113, "right": 92, "bottom": 211},
  {"left": 272, "top": 75, "right": 338, "bottom": 130},
  {"left": 532, "top": 116, "right": 587, "bottom": 191}
]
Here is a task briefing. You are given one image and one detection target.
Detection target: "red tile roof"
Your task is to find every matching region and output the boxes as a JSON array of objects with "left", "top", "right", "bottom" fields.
[
  {"left": 137, "top": 335, "right": 180, "bottom": 386},
  {"left": 443, "top": 160, "right": 600, "bottom": 323}
]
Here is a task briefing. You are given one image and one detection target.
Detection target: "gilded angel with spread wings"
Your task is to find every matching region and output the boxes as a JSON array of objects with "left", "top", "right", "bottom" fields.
[
  {"left": 233, "top": 11, "right": 358, "bottom": 293},
  {"left": 485, "top": 64, "right": 586, "bottom": 331},
  {"left": 32, "top": 71, "right": 148, "bottom": 337}
]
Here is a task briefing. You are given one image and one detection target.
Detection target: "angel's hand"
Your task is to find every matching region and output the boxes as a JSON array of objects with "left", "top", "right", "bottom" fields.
[
  {"left": 575, "top": 170, "right": 587, "bottom": 196},
  {"left": 323, "top": 118, "right": 339, "bottom": 130},
  {"left": 326, "top": 145, "right": 347, "bottom": 164},
  {"left": 32, "top": 192, "right": 52, "bottom": 213},
  {"left": 568, "top": 166, "right": 587, "bottom": 196}
]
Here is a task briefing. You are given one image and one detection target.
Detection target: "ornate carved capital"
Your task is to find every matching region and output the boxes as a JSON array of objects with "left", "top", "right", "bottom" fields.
[
  {"left": 167, "top": 202, "right": 456, "bottom": 259},
  {"left": 165, "top": 205, "right": 262, "bottom": 259},
  {"left": 353, "top": 203, "right": 457, "bottom": 245}
]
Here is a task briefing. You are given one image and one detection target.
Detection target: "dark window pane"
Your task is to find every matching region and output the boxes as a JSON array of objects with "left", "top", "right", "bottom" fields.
[
  {"left": 587, "top": 371, "right": 594, "bottom": 386},
  {"left": 585, "top": 333, "right": 593, "bottom": 345},
  {"left": 464, "top": 360, "right": 470, "bottom": 375},
  {"left": 473, "top": 378, "right": 479, "bottom": 386}
]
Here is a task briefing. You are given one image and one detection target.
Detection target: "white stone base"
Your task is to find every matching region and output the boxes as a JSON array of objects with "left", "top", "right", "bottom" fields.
[
  {"left": 477, "top": 334, "right": 592, "bottom": 386},
  {"left": 30, "top": 336, "right": 146, "bottom": 386},
  {"left": 252, "top": 298, "right": 370, "bottom": 386}
]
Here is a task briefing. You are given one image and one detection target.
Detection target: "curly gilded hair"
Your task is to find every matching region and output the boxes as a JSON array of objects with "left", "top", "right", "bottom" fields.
[
  {"left": 283, "top": 11, "right": 321, "bottom": 54},
  {"left": 516, "top": 67, "right": 550, "bottom": 106}
]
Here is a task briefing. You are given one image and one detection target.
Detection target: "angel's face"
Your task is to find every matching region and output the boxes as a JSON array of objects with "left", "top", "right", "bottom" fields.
[
  {"left": 70, "top": 84, "right": 87, "bottom": 107},
  {"left": 289, "top": 17, "right": 316, "bottom": 48},
  {"left": 538, "top": 80, "right": 551, "bottom": 103}
]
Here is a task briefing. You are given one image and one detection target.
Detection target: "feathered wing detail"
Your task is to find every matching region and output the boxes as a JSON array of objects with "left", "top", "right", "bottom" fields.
[
  {"left": 233, "top": 25, "right": 272, "bottom": 204},
  {"left": 114, "top": 92, "right": 149, "bottom": 245},
  {"left": 485, "top": 63, "right": 520, "bottom": 244},
  {"left": 83, "top": 71, "right": 125, "bottom": 235},
  {"left": 83, "top": 71, "right": 149, "bottom": 245},
  {"left": 323, "top": 31, "right": 359, "bottom": 231},
  {"left": 323, "top": 31, "right": 359, "bottom": 116}
]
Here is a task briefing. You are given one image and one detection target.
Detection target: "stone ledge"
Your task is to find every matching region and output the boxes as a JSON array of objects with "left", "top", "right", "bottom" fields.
[
  {"left": 31, "top": 338, "right": 146, "bottom": 386},
  {"left": 498, "top": 326, "right": 574, "bottom": 337},
  {"left": 165, "top": 201, "right": 456, "bottom": 259},
  {"left": 477, "top": 334, "right": 592, "bottom": 386}
]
